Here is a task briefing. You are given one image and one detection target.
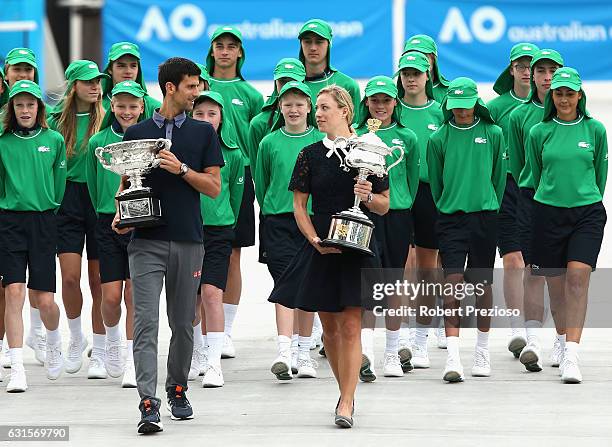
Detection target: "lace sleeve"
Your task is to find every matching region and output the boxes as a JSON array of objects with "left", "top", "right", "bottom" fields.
[
  {"left": 288, "top": 148, "right": 310, "bottom": 193},
  {"left": 370, "top": 174, "right": 389, "bottom": 194}
]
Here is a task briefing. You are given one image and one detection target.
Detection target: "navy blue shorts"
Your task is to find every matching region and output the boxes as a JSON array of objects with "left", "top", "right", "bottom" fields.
[
  {"left": 497, "top": 174, "right": 521, "bottom": 257},
  {"left": 232, "top": 167, "right": 255, "bottom": 248},
  {"left": 202, "top": 225, "right": 234, "bottom": 290},
  {"left": 412, "top": 182, "right": 438, "bottom": 249},
  {"left": 96, "top": 213, "right": 131, "bottom": 283},
  {"left": 517, "top": 188, "right": 536, "bottom": 265},
  {"left": 264, "top": 214, "right": 303, "bottom": 283},
  {"left": 57, "top": 181, "right": 99, "bottom": 259},
  {"left": 373, "top": 208, "right": 412, "bottom": 269}
]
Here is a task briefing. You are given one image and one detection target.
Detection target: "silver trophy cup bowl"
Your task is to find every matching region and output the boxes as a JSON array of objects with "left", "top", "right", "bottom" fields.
[
  {"left": 95, "top": 138, "right": 170, "bottom": 229},
  {"left": 320, "top": 119, "right": 404, "bottom": 256}
]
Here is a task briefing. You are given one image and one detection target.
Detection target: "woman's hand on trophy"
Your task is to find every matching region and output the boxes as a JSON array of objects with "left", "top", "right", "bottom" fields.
[
  {"left": 112, "top": 211, "right": 134, "bottom": 235},
  {"left": 354, "top": 178, "right": 373, "bottom": 202},
  {"left": 310, "top": 236, "right": 342, "bottom": 255},
  {"left": 158, "top": 149, "right": 182, "bottom": 175}
]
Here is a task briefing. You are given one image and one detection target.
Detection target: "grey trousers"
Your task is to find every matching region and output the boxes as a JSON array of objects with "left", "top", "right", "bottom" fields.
[{"left": 128, "top": 238, "right": 204, "bottom": 400}]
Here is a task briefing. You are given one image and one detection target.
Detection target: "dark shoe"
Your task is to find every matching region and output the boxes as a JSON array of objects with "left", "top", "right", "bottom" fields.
[
  {"left": 138, "top": 398, "right": 163, "bottom": 434},
  {"left": 166, "top": 385, "right": 194, "bottom": 420},
  {"left": 359, "top": 354, "right": 376, "bottom": 382},
  {"left": 334, "top": 414, "right": 354, "bottom": 428}
]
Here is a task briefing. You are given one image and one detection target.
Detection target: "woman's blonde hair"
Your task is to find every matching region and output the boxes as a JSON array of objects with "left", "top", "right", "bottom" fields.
[
  {"left": 56, "top": 82, "right": 104, "bottom": 158},
  {"left": 317, "top": 84, "right": 354, "bottom": 125}
]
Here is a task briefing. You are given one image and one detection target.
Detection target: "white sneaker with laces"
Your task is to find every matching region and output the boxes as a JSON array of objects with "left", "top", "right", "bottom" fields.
[
  {"left": 188, "top": 346, "right": 205, "bottom": 381},
  {"left": 296, "top": 357, "right": 318, "bottom": 378},
  {"left": 443, "top": 355, "right": 464, "bottom": 382},
  {"left": 550, "top": 338, "right": 564, "bottom": 367},
  {"left": 221, "top": 334, "right": 236, "bottom": 359},
  {"left": 411, "top": 343, "right": 431, "bottom": 368},
  {"left": 25, "top": 333, "right": 47, "bottom": 365},
  {"left": 87, "top": 353, "right": 107, "bottom": 379},
  {"left": 519, "top": 341, "right": 543, "bottom": 372},
  {"left": 104, "top": 338, "right": 125, "bottom": 378},
  {"left": 436, "top": 327, "right": 447, "bottom": 349},
  {"left": 472, "top": 348, "right": 491, "bottom": 377},
  {"left": 507, "top": 329, "right": 527, "bottom": 358},
  {"left": 383, "top": 352, "right": 404, "bottom": 377},
  {"left": 6, "top": 364, "right": 27, "bottom": 392},
  {"left": 291, "top": 349, "right": 298, "bottom": 374},
  {"left": 202, "top": 364, "right": 224, "bottom": 387},
  {"left": 561, "top": 355, "right": 582, "bottom": 384},
  {"left": 121, "top": 357, "right": 137, "bottom": 388},
  {"left": 270, "top": 351, "right": 292, "bottom": 381},
  {"left": 65, "top": 337, "right": 88, "bottom": 374},
  {"left": 45, "top": 342, "right": 64, "bottom": 380}
]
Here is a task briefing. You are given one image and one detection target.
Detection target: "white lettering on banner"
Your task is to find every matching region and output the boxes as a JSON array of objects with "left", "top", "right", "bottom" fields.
[
  {"left": 137, "top": 4, "right": 206, "bottom": 42},
  {"left": 508, "top": 21, "right": 607, "bottom": 42},
  {"left": 439, "top": 6, "right": 506, "bottom": 43},
  {"left": 207, "top": 19, "right": 364, "bottom": 40}
]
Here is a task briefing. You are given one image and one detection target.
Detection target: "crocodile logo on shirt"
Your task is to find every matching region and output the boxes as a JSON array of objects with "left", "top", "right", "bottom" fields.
[
  {"left": 37, "top": 146, "right": 51, "bottom": 153},
  {"left": 427, "top": 124, "right": 439, "bottom": 131},
  {"left": 502, "top": 150, "right": 509, "bottom": 160},
  {"left": 238, "top": 176, "right": 244, "bottom": 184},
  {"left": 391, "top": 139, "right": 405, "bottom": 146},
  {"left": 59, "top": 160, "right": 66, "bottom": 168},
  {"left": 231, "top": 98, "right": 244, "bottom": 106},
  {"left": 578, "top": 141, "right": 591, "bottom": 149},
  {"left": 474, "top": 137, "right": 487, "bottom": 144},
  {"left": 454, "top": 90, "right": 464, "bottom": 95}
]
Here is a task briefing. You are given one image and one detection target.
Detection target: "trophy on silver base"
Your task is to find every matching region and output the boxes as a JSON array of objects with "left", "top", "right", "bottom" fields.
[
  {"left": 320, "top": 119, "right": 404, "bottom": 256},
  {"left": 95, "top": 138, "right": 170, "bottom": 229}
]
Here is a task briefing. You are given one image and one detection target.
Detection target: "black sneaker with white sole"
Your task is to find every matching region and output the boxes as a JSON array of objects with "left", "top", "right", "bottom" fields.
[
  {"left": 138, "top": 397, "right": 163, "bottom": 434},
  {"left": 166, "top": 385, "right": 194, "bottom": 420}
]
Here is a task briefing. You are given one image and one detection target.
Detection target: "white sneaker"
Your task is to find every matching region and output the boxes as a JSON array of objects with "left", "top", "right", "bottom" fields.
[
  {"left": 121, "top": 357, "right": 137, "bottom": 388},
  {"left": 443, "top": 355, "right": 464, "bottom": 382},
  {"left": 310, "top": 328, "right": 323, "bottom": 350},
  {"left": 1, "top": 350, "right": 10, "bottom": 369},
  {"left": 6, "top": 364, "right": 27, "bottom": 392},
  {"left": 45, "top": 342, "right": 64, "bottom": 380},
  {"left": 221, "top": 334, "right": 236, "bottom": 359},
  {"left": 65, "top": 337, "right": 88, "bottom": 374},
  {"left": 188, "top": 346, "right": 207, "bottom": 381},
  {"left": 411, "top": 344, "right": 431, "bottom": 368},
  {"left": 550, "top": 338, "right": 564, "bottom": 367},
  {"left": 270, "top": 352, "right": 292, "bottom": 381},
  {"left": 202, "top": 364, "right": 224, "bottom": 388},
  {"left": 104, "top": 338, "right": 125, "bottom": 378},
  {"left": 561, "top": 357, "right": 582, "bottom": 384},
  {"left": 519, "top": 341, "right": 543, "bottom": 372},
  {"left": 471, "top": 348, "right": 491, "bottom": 377},
  {"left": 383, "top": 352, "right": 404, "bottom": 377},
  {"left": 436, "top": 327, "right": 447, "bottom": 349},
  {"left": 87, "top": 354, "right": 107, "bottom": 379},
  {"left": 359, "top": 351, "right": 377, "bottom": 382},
  {"left": 296, "top": 357, "right": 318, "bottom": 378},
  {"left": 507, "top": 330, "right": 527, "bottom": 359},
  {"left": 25, "top": 332, "right": 47, "bottom": 365},
  {"left": 291, "top": 349, "right": 298, "bottom": 375}
]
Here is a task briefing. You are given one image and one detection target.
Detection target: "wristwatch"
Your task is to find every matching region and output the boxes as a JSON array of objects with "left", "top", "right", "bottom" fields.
[
  {"left": 178, "top": 163, "right": 189, "bottom": 176},
  {"left": 366, "top": 192, "right": 373, "bottom": 203}
]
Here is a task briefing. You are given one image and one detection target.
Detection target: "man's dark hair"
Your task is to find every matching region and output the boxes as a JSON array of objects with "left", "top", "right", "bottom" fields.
[{"left": 158, "top": 57, "right": 201, "bottom": 96}]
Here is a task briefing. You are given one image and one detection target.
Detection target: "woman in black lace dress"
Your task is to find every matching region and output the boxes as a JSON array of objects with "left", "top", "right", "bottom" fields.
[{"left": 269, "top": 85, "right": 390, "bottom": 428}]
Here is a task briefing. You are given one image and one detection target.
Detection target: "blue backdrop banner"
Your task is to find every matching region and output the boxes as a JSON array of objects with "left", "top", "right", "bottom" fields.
[
  {"left": 103, "top": 0, "right": 394, "bottom": 81},
  {"left": 0, "top": 0, "right": 45, "bottom": 88},
  {"left": 405, "top": 0, "right": 612, "bottom": 81}
]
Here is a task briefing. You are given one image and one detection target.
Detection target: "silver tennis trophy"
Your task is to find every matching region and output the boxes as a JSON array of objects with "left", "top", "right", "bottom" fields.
[
  {"left": 320, "top": 119, "right": 404, "bottom": 256},
  {"left": 95, "top": 138, "right": 170, "bottom": 229}
]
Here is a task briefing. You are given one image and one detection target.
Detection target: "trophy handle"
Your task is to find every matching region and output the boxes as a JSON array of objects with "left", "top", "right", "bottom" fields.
[
  {"left": 95, "top": 147, "right": 112, "bottom": 168},
  {"left": 385, "top": 145, "right": 405, "bottom": 174}
]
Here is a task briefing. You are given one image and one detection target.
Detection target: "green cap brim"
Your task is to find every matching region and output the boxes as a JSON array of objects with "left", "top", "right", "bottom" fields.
[
  {"left": 446, "top": 97, "right": 478, "bottom": 109},
  {"left": 442, "top": 97, "right": 493, "bottom": 123},
  {"left": 5, "top": 57, "right": 37, "bottom": 69}
]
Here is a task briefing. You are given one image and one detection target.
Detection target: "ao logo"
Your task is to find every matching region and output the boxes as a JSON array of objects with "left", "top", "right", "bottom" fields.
[
  {"left": 439, "top": 6, "right": 506, "bottom": 44},
  {"left": 137, "top": 4, "right": 206, "bottom": 42}
]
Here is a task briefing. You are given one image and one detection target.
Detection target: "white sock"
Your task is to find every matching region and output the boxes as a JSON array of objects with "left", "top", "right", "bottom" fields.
[
  {"left": 9, "top": 347, "right": 23, "bottom": 366},
  {"left": 565, "top": 341, "right": 579, "bottom": 360},
  {"left": 46, "top": 328, "right": 61, "bottom": 345},
  {"left": 193, "top": 323, "right": 204, "bottom": 350},
  {"left": 68, "top": 316, "right": 83, "bottom": 340},
  {"left": 277, "top": 335, "right": 291, "bottom": 354},
  {"left": 104, "top": 323, "right": 120, "bottom": 342},
  {"left": 556, "top": 333, "right": 566, "bottom": 350},
  {"left": 399, "top": 322, "right": 411, "bottom": 343},
  {"left": 361, "top": 328, "right": 374, "bottom": 354},
  {"left": 126, "top": 340, "right": 134, "bottom": 361},
  {"left": 313, "top": 313, "right": 322, "bottom": 332},
  {"left": 30, "top": 307, "right": 43, "bottom": 335},
  {"left": 509, "top": 314, "right": 524, "bottom": 331},
  {"left": 291, "top": 334, "right": 298, "bottom": 353},
  {"left": 385, "top": 329, "right": 400, "bottom": 355},
  {"left": 202, "top": 334, "right": 208, "bottom": 349},
  {"left": 298, "top": 336, "right": 311, "bottom": 360},
  {"left": 206, "top": 332, "right": 224, "bottom": 367},
  {"left": 92, "top": 333, "right": 105, "bottom": 358},
  {"left": 446, "top": 336, "right": 460, "bottom": 359},
  {"left": 476, "top": 330, "right": 489, "bottom": 350},
  {"left": 415, "top": 323, "right": 429, "bottom": 348},
  {"left": 525, "top": 320, "right": 542, "bottom": 344},
  {"left": 223, "top": 304, "right": 238, "bottom": 336}
]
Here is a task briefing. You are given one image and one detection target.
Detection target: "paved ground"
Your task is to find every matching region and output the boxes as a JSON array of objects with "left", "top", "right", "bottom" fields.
[{"left": 1, "top": 83, "right": 612, "bottom": 446}]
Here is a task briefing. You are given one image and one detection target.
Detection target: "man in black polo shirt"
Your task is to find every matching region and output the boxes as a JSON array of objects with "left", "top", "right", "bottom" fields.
[{"left": 113, "top": 57, "right": 223, "bottom": 434}]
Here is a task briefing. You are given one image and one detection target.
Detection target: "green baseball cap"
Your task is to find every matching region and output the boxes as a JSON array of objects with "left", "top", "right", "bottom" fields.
[
  {"left": 66, "top": 60, "right": 109, "bottom": 83},
  {"left": 111, "top": 80, "right": 146, "bottom": 98},
  {"left": 442, "top": 77, "right": 493, "bottom": 123},
  {"left": 544, "top": 67, "right": 589, "bottom": 121},
  {"left": 8, "top": 79, "right": 42, "bottom": 100},
  {"left": 395, "top": 51, "right": 434, "bottom": 100},
  {"left": 403, "top": 34, "right": 437, "bottom": 56},
  {"left": 356, "top": 76, "right": 401, "bottom": 128},
  {"left": 206, "top": 26, "right": 246, "bottom": 80},
  {"left": 526, "top": 49, "right": 564, "bottom": 102},
  {"left": 4, "top": 47, "right": 40, "bottom": 83},
  {"left": 102, "top": 41, "right": 148, "bottom": 96},
  {"left": 274, "top": 58, "right": 306, "bottom": 82},
  {"left": 298, "top": 19, "right": 336, "bottom": 73},
  {"left": 493, "top": 42, "right": 539, "bottom": 95},
  {"left": 193, "top": 90, "right": 239, "bottom": 149}
]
